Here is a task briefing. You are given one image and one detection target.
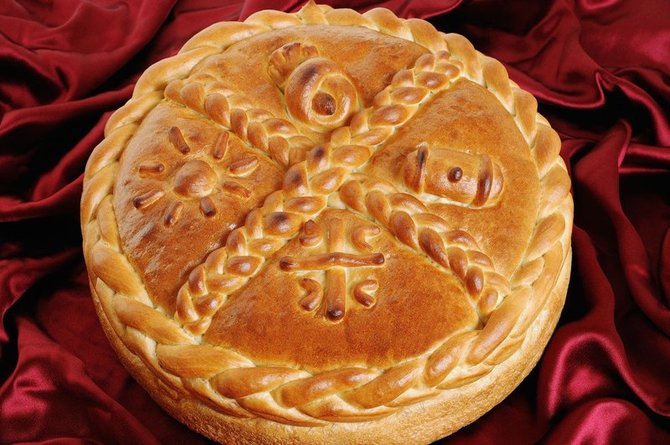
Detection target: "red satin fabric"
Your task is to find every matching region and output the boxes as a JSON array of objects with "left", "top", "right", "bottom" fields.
[{"left": 1, "top": 1, "right": 669, "bottom": 443}]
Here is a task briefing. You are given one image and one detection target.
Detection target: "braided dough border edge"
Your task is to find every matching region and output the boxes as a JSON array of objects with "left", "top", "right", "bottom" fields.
[{"left": 81, "top": 3, "right": 573, "bottom": 443}]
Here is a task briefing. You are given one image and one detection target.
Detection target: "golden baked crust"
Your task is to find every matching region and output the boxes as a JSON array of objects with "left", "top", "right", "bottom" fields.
[{"left": 81, "top": 3, "right": 573, "bottom": 444}]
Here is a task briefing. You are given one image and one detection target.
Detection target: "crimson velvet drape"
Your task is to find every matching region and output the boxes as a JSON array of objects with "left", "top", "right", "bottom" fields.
[{"left": 1, "top": 1, "right": 669, "bottom": 443}]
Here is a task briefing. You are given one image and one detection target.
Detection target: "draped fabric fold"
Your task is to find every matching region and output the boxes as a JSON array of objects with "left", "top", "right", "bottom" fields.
[{"left": 1, "top": 0, "right": 668, "bottom": 443}]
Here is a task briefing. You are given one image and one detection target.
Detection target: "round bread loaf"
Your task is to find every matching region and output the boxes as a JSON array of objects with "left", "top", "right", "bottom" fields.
[{"left": 81, "top": 2, "right": 573, "bottom": 443}]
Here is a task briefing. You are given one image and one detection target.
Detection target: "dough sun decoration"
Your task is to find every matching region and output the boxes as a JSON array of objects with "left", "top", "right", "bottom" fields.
[
  {"left": 131, "top": 126, "right": 258, "bottom": 225},
  {"left": 81, "top": 3, "right": 573, "bottom": 444}
]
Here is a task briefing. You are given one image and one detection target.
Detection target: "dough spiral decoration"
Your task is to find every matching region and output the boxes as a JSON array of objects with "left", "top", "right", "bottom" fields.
[{"left": 284, "top": 56, "right": 360, "bottom": 131}]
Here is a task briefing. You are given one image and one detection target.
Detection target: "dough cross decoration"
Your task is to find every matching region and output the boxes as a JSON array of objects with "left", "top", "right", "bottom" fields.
[{"left": 279, "top": 217, "right": 384, "bottom": 320}]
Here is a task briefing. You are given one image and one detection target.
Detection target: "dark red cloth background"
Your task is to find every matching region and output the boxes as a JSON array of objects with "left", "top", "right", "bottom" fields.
[{"left": 1, "top": 0, "right": 669, "bottom": 443}]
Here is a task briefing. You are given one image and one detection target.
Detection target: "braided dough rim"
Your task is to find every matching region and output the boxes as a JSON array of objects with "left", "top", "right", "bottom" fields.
[{"left": 80, "top": 2, "right": 573, "bottom": 442}]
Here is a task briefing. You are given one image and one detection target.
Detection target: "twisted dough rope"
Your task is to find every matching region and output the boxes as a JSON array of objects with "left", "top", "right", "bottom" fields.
[
  {"left": 81, "top": 3, "right": 573, "bottom": 425},
  {"left": 164, "top": 72, "right": 316, "bottom": 167}
]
